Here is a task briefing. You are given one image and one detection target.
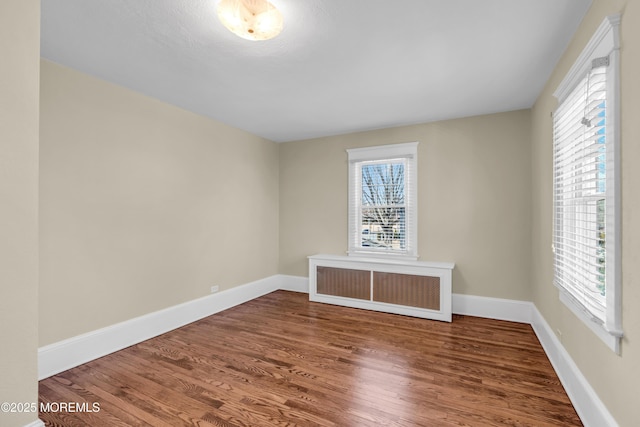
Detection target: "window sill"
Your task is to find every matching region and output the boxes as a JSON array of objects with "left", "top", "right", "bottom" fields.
[{"left": 558, "top": 290, "right": 622, "bottom": 354}]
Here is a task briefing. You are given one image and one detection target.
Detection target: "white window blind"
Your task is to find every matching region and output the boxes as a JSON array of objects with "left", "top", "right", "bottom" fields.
[
  {"left": 553, "top": 57, "right": 622, "bottom": 354},
  {"left": 552, "top": 14, "right": 621, "bottom": 353},
  {"left": 347, "top": 142, "right": 418, "bottom": 259},
  {"left": 553, "top": 62, "right": 608, "bottom": 322}
]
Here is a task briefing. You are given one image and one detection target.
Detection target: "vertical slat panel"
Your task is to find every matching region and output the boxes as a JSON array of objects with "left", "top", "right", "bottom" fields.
[
  {"left": 373, "top": 272, "right": 440, "bottom": 310},
  {"left": 316, "top": 266, "right": 370, "bottom": 300}
]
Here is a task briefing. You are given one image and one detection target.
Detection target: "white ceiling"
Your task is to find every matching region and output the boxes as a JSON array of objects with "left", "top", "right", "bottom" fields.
[{"left": 41, "top": 0, "right": 592, "bottom": 143}]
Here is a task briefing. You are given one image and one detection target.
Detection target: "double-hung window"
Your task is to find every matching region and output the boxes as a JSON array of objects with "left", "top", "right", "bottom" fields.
[
  {"left": 552, "top": 15, "right": 622, "bottom": 353},
  {"left": 347, "top": 142, "right": 418, "bottom": 260}
]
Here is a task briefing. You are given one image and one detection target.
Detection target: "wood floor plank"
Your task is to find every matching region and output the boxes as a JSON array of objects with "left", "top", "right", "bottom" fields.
[{"left": 39, "top": 290, "right": 582, "bottom": 426}]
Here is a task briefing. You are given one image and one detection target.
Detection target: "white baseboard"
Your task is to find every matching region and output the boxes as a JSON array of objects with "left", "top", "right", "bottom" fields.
[
  {"left": 38, "top": 273, "right": 615, "bottom": 426},
  {"left": 23, "top": 419, "right": 45, "bottom": 427},
  {"left": 530, "top": 306, "right": 618, "bottom": 427},
  {"left": 452, "top": 293, "right": 534, "bottom": 323},
  {"left": 38, "top": 275, "right": 283, "bottom": 380},
  {"left": 277, "top": 274, "right": 309, "bottom": 293}
]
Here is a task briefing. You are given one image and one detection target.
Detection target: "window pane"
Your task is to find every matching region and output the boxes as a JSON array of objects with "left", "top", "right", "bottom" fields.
[
  {"left": 596, "top": 198, "right": 605, "bottom": 296},
  {"left": 361, "top": 207, "right": 406, "bottom": 249},
  {"left": 360, "top": 161, "right": 406, "bottom": 250},
  {"left": 361, "top": 162, "right": 404, "bottom": 206}
]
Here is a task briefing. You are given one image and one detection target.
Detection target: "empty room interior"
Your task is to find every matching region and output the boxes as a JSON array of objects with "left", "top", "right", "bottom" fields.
[{"left": 1, "top": 0, "right": 639, "bottom": 426}]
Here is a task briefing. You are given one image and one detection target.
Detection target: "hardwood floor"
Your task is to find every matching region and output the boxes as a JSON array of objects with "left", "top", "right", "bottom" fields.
[{"left": 39, "top": 290, "right": 582, "bottom": 426}]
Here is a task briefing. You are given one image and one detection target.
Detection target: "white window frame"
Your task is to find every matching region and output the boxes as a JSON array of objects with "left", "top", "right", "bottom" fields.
[
  {"left": 347, "top": 142, "right": 418, "bottom": 260},
  {"left": 552, "top": 14, "right": 622, "bottom": 353}
]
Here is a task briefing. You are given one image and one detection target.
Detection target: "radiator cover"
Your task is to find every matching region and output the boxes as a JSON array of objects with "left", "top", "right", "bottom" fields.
[{"left": 309, "top": 254, "right": 455, "bottom": 322}]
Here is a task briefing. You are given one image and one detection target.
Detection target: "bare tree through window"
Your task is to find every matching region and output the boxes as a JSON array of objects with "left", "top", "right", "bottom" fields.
[{"left": 361, "top": 161, "right": 406, "bottom": 249}]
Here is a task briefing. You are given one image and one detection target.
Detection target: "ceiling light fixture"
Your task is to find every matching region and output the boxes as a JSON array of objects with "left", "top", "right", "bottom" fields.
[{"left": 217, "top": 0, "right": 283, "bottom": 41}]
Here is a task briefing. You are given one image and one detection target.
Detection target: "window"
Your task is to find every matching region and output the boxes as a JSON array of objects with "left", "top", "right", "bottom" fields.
[
  {"left": 347, "top": 142, "right": 418, "bottom": 259},
  {"left": 552, "top": 15, "right": 621, "bottom": 353}
]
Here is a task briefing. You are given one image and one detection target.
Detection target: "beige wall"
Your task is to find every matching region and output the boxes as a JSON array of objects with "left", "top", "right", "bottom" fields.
[
  {"left": 280, "top": 110, "right": 532, "bottom": 300},
  {"left": 0, "top": 1, "right": 40, "bottom": 426},
  {"left": 531, "top": 0, "right": 639, "bottom": 425},
  {"left": 39, "top": 60, "right": 279, "bottom": 346}
]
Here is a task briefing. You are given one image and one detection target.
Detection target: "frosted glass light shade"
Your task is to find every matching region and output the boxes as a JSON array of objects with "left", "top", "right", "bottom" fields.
[{"left": 217, "top": 0, "right": 283, "bottom": 41}]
